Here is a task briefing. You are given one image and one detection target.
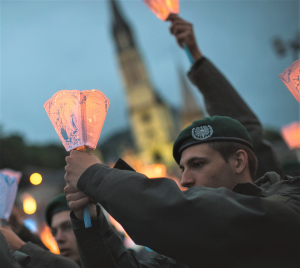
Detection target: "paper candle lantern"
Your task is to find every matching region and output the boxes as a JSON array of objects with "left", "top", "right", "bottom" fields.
[
  {"left": 0, "top": 173, "right": 18, "bottom": 221},
  {"left": 281, "top": 121, "right": 300, "bottom": 150},
  {"left": 143, "top": 0, "right": 179, "bottom": 21},
  {"left": 44, "top": 89, "right": 110, "bottom": 151},
  {"left": 0, "top": 168, "right": 22, "bottom": 184},
  {"left": 44, "top": 89, "right": 110, "bottom": 228},
  {"left": 279, "top": 59, "right": 300, "bottom": 104}
]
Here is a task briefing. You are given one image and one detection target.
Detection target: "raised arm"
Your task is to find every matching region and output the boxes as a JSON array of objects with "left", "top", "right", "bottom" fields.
[
  {"left": 169, "top": 15, "right": 284, "bottom": 178},
  {"left": 0, "top": 225, "right": 80, "bottom": 268},
  {"left": 64, "top": 153, "right": 300, "bottom": 268},
  {"left": 65, "top": 160, "right": 187, "bottom": 268}
]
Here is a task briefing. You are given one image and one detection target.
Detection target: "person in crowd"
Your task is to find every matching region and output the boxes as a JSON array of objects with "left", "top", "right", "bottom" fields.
[
  {"left": 0, "top": 229, "right": 30, "bottom": 268},
  {"left": 64, "top": 115, "right": 300, "bottom": 268},
  {"left": 167, "top": 14, "right": 284, "bottom": 180},
  {"left": 9, "top": 205, "right": 48, "bottom": 250},
  {"left": 0, "top": 224, "right": 80, "bottom": 267},
  {"left": 45, "top": 193, "right": 82, "bottom": 267}
]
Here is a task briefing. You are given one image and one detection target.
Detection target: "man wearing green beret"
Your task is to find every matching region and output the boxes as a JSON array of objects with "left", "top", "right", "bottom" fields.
[
  {"left": 45, "top": 193, "right": 81, "bottom": 267},
  {"left": 64, "top": 115, "right": 300, "bottom": 268},
  {"left": 167, "top": 14, "right": 285, "bottom": 180}
]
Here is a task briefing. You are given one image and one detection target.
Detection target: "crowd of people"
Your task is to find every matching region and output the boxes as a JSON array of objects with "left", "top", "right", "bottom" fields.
[{"left": 1, "top": 15, "right": 299, "bottom": 268}]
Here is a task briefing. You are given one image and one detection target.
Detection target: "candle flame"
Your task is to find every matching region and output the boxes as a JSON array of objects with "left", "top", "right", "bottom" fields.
[{"left": 40, "top": 225, "right": 60, "bottom": 254}]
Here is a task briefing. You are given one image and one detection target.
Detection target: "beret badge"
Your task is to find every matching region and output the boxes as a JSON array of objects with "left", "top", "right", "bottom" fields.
[{"left": 192, "top": 125, "right": 213, "bottom": 140}]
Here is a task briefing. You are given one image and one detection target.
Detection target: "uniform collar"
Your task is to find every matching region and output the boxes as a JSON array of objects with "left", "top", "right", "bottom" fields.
[
  {"left": 233, "top": 172, "right": 283, "bottom": 196},
  {"left": 232, "top": 182, "right": 263, "bottom": 196}
]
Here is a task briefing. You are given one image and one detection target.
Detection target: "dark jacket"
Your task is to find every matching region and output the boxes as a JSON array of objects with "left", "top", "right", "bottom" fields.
[
  {"left": 19, "top": 242, "right": 80, "bottom": 268},
  {"left": 0, "top": 231, "right": 80, "bottom": 268},
  {"left": 74, "top": 160, "right": 300, "bottom": 268},
  {"left": 0, "top": 231, "right": 30, "bottom": 268},
  {"left": 71, "top": 59, "right": 292, "bottom": 267},
  {"left": 188, "top": 57, "right": 284, "bottom": 179},
  {"left": 71, "top": 205, "right": 188, "bottom": 268}
]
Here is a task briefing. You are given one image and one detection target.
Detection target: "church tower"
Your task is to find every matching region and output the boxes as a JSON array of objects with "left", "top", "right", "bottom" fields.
[
  {"left": 110, "top": 0, "right": 176, "bottom": 167},
  {"left": 177, "top": 66, "right": 204, "bottom": 129}
]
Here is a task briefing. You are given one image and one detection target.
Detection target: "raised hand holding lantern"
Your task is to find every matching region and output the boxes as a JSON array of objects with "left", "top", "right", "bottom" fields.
[
  {"left": 143, "top": 0, "right": 194, "bottom": 63},
  {"left": 44, "top": 89, "right": 110, "bottom": 228}
]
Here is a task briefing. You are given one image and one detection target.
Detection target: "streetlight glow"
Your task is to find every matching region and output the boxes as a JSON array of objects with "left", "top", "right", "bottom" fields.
[
  {"left": 30, "top": 173, "right": 42, "bottom": 185},
  {"left": 23, "top": 196, "right": 37, "bottom": 214}
]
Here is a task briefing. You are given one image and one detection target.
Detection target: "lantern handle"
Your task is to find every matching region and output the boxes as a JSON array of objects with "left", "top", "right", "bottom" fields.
[
  {"left": 83, "top": 206, "right": 92, "bottom": 228},
  {"left": 75, "top": 146, "right": 92, "bottom": 228},
  {"left": 183, "top": 43, "right": 194, "bottom": 64}
]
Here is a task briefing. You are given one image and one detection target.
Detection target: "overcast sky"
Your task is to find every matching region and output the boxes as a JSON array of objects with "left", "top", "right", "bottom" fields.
[{"left": 1, "top": 0, "right": 299, "bottom": 145}]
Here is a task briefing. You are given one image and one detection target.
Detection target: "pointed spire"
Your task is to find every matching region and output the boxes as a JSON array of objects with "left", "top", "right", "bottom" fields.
[
  {"left": 110, "top": 0, "right": 126, "bottom": 25},
  {"left": 110, "top": 0, "right": 135, "bottom": 52}
]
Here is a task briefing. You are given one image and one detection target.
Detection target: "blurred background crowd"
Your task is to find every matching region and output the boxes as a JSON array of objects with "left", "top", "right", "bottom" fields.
[{"left": 1, "top": 0, "right": 299, "bottom": 261}]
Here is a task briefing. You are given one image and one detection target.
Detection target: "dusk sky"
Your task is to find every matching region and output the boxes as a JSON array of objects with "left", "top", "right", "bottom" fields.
[{"left": 1, "top": 0, "right": 299, "bottom": 145}]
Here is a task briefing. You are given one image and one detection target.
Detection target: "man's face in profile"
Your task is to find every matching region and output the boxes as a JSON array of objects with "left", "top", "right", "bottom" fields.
[
  {"left": 51, "top": 211, "right": 80, "bottom": 265},
  {"left": 179, "top": 143, "right": 237, "bottom": 190}
]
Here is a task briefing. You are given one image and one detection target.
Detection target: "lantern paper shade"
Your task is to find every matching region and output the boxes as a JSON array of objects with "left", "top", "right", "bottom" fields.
[
  {"left": 44, "top": 90, "right": 110, "bottom": 151},
  {"left": 143, "top": 0, "right": 179, "bottom": 21},
  {"left": 281, "top": 121, "right": 300, "bottom": 150},
  {"left": 0, "top": 173, "right": 18, "bottom": 221},
  {"left": 279, "top": 59, "right": 300, "bottom": 104},
  {"left": 0, "top": 169, "right": 22, "bottom": 184}
]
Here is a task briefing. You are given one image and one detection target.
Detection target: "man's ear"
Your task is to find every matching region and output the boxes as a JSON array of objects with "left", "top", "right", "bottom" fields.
[{"left": 235, "top": 150, "right": 248, "bottom": 174}]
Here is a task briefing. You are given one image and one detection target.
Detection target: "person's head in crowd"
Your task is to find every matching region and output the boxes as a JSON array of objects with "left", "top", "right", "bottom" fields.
[
  {"left": 173, "top": 116, "right": 258, "bottom": 190},
  {"left": 45, "top": 193, "right": 81, "bottom": 266}
]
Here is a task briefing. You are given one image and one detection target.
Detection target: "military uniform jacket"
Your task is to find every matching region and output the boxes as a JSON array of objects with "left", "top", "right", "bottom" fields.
[
  {"left": 73, "top": 159, "right": 300, "bottom": 268},
  {"left": 71, "top": 59, "right": 296, "bottom": 267}
]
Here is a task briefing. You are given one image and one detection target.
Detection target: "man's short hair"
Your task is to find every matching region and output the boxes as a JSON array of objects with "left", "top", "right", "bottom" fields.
[{"left": 207, "top": 141, "right": 258, "bottom": 181}]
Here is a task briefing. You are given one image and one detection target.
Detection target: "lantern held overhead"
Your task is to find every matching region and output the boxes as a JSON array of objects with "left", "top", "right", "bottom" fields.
[
  {"left": 143, "top": 0, "right": 179, "bottom": 21},
  {"left": 279, "top": 59, "right": 300, "bottom": 103},
  {"left": 44, "top": 89, "right": 110, "bottom": 151}
]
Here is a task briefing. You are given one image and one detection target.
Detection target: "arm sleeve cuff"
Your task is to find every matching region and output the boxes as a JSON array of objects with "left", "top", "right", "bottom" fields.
[{"left": 77, "top": 163, "right": 113, "bottom": 199}]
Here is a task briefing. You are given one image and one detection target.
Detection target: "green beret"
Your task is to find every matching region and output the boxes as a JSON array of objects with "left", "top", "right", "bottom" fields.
[
  {"left": 173, "top": 116, "right": 253, "bottom": 164},
  {"left": 45, "top": 193, "right": 70, "bottom": 226}
]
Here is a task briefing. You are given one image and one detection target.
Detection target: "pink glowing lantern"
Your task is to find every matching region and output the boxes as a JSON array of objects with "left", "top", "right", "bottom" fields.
[
  {"left": 281, "top": 121, "right": 300, "bottom": 150},
  {"left": 44, "top": 90, "right": 110, "bottom": 151},
  {"left": 279, "top": 59, "right": 300, "bottom": 104},
  {"left": 143, "top": 0, "right": 179, "bottom": 21},
  {"left": 44, "top": 89, "right": 110, "bottom": 228}
]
